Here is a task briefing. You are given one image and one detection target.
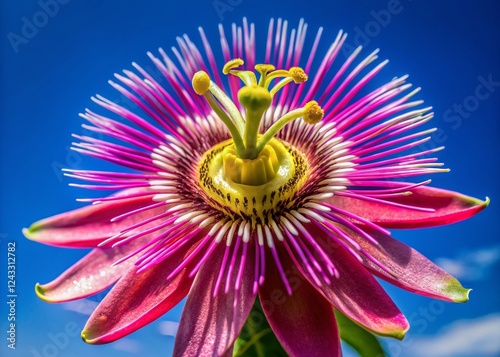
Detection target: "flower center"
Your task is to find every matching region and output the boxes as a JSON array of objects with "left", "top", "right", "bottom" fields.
[{"left": 193, "top": 59, "right": 323, "bottom": 222}]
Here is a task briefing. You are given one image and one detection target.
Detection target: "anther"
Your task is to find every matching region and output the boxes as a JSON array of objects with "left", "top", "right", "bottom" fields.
[
  {"left": 303, "top": 101, "right": 324, "bottom": 124},
  {"left": 192, "top": 71, "right": 211, "bottom": 95},
  {"left": 289, "top": 67, "right": 308, "bottom": 83}
]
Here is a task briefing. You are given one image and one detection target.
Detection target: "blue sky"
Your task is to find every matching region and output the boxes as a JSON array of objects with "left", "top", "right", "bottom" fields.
[{"left": 1, "top": 1, "right": 499, "bottom": 356}]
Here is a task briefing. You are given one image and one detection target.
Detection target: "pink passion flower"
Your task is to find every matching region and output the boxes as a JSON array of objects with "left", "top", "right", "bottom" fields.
[{"left": 23, "top": 18, "right": 488, "bottom": 356}]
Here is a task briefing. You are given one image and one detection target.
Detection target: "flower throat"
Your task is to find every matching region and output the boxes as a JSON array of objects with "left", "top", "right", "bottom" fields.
[{"left": 193, "top": 59, "right": 324, "bottom": 223}]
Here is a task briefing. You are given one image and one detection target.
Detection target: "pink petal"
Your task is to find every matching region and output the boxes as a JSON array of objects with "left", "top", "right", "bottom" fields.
[
  {"left": 329, "top": 184, "right": 489, "bottom": 228},
  {"left": 36, "top": 235, "right": 150, "bottom": 303},
  {"left": 345, "top": 224, "right": 471, "bottom": 302},
  {"left": 292, "top": 227, "right": 409, "bottom": 339},
  {"left": 23, "top": 189, "right": 161, "bottom": 247},
  {"left": 81, "top": 235, "right": 203, "bottom": 344},
  {"left": 173, "top": 242, "right": 257, "bottom": 357},
  {"left": 259, "top": 246, "right": 341, "bottom": 357}
]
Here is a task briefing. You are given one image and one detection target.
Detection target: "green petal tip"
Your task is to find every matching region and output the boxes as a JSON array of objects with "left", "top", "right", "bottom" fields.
[
  {"left": 22, "top": 227, "right": 34, "bottom": 240},
  {"left": 443, "top": 276, "right": 472, "bottom": 303},
  {"left": 34, "top": 283, "right": 52, "bottom": 302}
]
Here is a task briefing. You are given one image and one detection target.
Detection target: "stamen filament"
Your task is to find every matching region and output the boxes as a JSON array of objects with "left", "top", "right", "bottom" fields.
[
  {"left": 264, "top": 69, "right": 292, "bottom": 88},
  {"left": 257, "top": 100, "right": 324, "bottom": 152},
  {"left": 269, "top": 77, "right": 294, "bottom": 97},
  {"left": 207, "top": 81, "right": 246, "bottom": 133},
  {"left": 256, "top": 107, "right": 306, "bottom": 152}
]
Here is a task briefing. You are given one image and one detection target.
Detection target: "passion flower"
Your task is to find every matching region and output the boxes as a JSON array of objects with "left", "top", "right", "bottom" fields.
[{"left": 23, "top": 18, "right": 488, "bottom": 356}]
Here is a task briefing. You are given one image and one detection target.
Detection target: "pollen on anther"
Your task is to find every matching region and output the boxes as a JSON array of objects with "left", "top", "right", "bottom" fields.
[
  {"left": 289, "top": 67, "right": 308, "bottom": 83},
  {"left": 303, "top": 101, "right": 324, "bottom": 124}
]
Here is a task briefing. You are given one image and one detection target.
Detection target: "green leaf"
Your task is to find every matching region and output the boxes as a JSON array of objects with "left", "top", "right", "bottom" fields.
[
  {"left": 233, "top": 298, "right": 287, "bottom": 357},
  {"left": 335, "top": 309, "right": 387, "bottom": 357}
]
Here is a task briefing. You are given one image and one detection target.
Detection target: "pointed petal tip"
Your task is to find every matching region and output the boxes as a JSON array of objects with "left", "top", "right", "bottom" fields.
[
  {"left": 441, "top": 275, "right": 472, "bottom": 303},
  {"left": 81, "top": 324, "right": 111, "bottom": 345},
  {"left": 34, "top": 283, "right": 51, "bottom": 302},
  {"left": 394, "top": 325, "right": 409, "bottom": 341},
  {"left": 22, "top": 227, "right": 35, "bottom": 241},
  {"left": 464, "top": 288, "right": 472, "bottom": 302},
  {"left": 467, "top": 195, "right": 490, "bottom": 209},
  {"left": 376, "top": 314, "right": 409, "bottom": 341},
  {"left": 353, "top": 312, "right": 408, "bottom": 341},
  {"left": 457, "top": 288, "right": 472, "bottom": 303},
  {"left": 81, "top": 330, "right": 97, "bottom": 345},
  {"left": 357, "top": 318, "right": 409, "bottom": 341},
  {"left": 23, "top": 219, "right": 50, "bottom": 240}
]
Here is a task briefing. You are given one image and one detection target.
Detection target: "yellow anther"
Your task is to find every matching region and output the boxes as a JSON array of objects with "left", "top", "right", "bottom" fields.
[
  {"left": 289, "top": 67, "right": 308, "bottom": 83},
  {"left": 192, "top": 71, "right": 211, "bottom": 95},
  {"left": 255, "top": 64, "right": 276, "bottom": 75},
  {"left": 223, "top": 58, "right": 244, "bottom": 74},
  {"left": 303, "top": 101, "right": 324, "bottom": 124}
]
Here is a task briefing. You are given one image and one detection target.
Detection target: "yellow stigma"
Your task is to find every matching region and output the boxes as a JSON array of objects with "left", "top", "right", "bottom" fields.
[
  {"left": 192, "top": 71, "right": 210, "bottom": 95},
  {"left": 238, "top": 85, "right": 272, "bottom": 112},
  {"left": 223, "top": 58, "right": 244, "bottom": 74},
  {"left": 303, "top": 101, "right": 324, "bottom": 124},
  {"left": 255, "top": 64, "right": 276, "bottom": 75}
]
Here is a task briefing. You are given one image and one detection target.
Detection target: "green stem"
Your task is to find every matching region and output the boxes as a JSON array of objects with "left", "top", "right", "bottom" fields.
[
  {"left": 234, "top": 327, "right": 271, "bottom": 357},
  {"left": 232, "top": 298, "right": 287, "bottom": 357}
]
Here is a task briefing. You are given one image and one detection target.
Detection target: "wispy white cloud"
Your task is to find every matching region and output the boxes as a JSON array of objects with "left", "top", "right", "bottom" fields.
[
  {"left": 63, "top": 298, "right": 99, "bottom": 315},
  {"left": 112, "top": 338, "right": 142, "bottom": 354},
  {"left": 406, "top": 313, "right": 500, "bottom": 357},
  {"left": 435, "top": 244, "right": 500, "bottom": 281},
  {"left": 158, "top": 320, "right": 179, "bottom": 337}
]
